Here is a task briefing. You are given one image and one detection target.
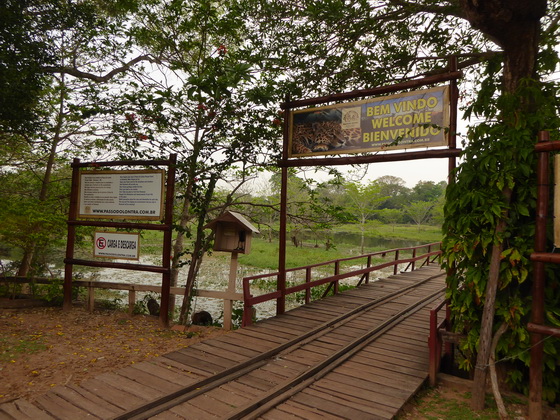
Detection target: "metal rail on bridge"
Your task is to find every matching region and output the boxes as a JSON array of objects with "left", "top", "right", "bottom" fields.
[{"left": 242, "top": 242, "right": 442, "bottom": 326}]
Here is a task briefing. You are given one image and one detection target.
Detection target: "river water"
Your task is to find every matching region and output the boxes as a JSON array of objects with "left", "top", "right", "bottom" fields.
[{"left": 94, "top": 247, "right": 409, "bottom": 326}]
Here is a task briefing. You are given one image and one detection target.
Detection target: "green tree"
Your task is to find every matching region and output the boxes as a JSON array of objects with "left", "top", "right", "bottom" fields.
[
  {"left": 0, "top": 0, "right": 55, "bottom": 135},
  {"left": 377, "top": 208, "right": 404, "bottom": 231},
  {"left": 0, "top": 168, "right": 71, "bottom": 275},
  {"left": 268, "top": 169, "right": 347, "bottom": 248},
  {"left": 376, "top": 175, "right": 411, "bottom": 210},
  {"left": 405, "top": 200, "right": 435, "bottom": 230},
  {"left": 410, "top": 180, "right": 446, "bottom": 203},
  {"left": 97, "top": 0, "right": 283, "bottom": 324},
  {"left": 343, "top": 180, "right": 385, "bottom": 254},
  {"left": 1, "top": 0, "right": 151, "bottom": 277}
]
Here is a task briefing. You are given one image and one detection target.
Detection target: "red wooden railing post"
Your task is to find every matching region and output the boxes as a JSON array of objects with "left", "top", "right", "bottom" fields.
[
  {"left": 365, "top": 255, "right": 371, "bottom": 284},
  {"left": 444, "top": 303, "right": 452, "bottom": 359},
  {"left": 334, "top": 261, "right": 340, "bottom": 294},
  {"left": 428, "top": 306, "right": 440, "bottom": 386}
]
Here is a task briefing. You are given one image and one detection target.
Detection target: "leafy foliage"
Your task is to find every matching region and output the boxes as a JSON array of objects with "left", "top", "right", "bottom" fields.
[{"left": 442, "top": 78, "right": 560, "bottom": 399}]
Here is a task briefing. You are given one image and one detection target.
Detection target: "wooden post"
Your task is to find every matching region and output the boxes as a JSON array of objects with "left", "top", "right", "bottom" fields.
[
  {"left": 128, "top": 289, "right": 136, "bottom": 315},
  {"left": 554, "top": 155, "right": 560, "bottom": 248},
  {"left": 529, "top": 131, "right": 550, "bottom": 419},
  {"left": 448, "top": 56, "right": 458, "bottom": 183},
  {"left": 159, "top": 154, "right": 176, "bottom": 328},
  {"left": 365, "top": 256, "right": 371, "bottom": 284},
  {"left": 277, "top": 97, "right": 290, "bottom": 316},
  {"left": 305, "top": 267, "right": 311, "bottom": 304},
  {"left": 63, "top": 158, "right": 81, "bottom": 311},
  {"left": 428, "top": 306, "right": 440, "bottom": 386},
  {"left": 334, "top": 261, "right": 340, "bottom": 295},
  {"left": 223, "top": 252, "right": 238, "bottom": 330},
  {"left": 88, "top": 283, "right": 95, "bottom": 312}
]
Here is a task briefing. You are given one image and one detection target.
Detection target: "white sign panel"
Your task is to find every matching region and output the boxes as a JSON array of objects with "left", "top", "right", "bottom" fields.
[
  {"left": 94, "top": 231, "right": 140, "bottom": 260},
  {"left": 78, "top": 170, "right": 164, "bottom": 220}
]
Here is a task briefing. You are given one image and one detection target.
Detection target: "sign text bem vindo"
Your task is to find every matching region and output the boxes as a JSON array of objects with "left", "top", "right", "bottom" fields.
[
  {"left": 289, "top": 86, "right": 449, "bottom": 157},
  {"left": 78, "top": 169, "right": 164, "bottom": 220}
]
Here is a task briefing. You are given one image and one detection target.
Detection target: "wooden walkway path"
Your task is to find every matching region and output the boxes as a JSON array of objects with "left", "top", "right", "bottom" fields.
[{"left": 0, "top": 265, "right": 446, "bottom": 420}]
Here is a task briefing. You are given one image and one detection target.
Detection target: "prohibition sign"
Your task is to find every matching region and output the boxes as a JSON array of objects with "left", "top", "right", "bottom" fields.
[{"left": 96, "top": 236, "right": 107, "bottom": 249}]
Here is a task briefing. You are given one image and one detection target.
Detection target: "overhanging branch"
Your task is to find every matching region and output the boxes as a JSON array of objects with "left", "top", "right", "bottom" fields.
[{"left": 41, "top": 55, "right": 159, "bottom": 83}]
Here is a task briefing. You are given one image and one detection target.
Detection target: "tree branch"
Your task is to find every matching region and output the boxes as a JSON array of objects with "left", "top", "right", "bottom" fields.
[
  {"left": 418, "top": 51, "right": 502, "bottom": 77},
  {"left": 40, "top": 55, "right": 159, "bottom": 83},
  {"left": 387, "top": 0, "right": 466, "bottom": 20}
]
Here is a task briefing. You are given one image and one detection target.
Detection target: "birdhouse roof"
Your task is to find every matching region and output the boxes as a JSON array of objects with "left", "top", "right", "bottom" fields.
[{"left": 205, "top": 211, "right": 260, "bottom": 233}]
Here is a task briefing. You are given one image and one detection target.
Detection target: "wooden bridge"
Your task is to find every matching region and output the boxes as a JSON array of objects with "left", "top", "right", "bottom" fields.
[{"left": 0, "top": 262, "right": 449, "bottom": 420}]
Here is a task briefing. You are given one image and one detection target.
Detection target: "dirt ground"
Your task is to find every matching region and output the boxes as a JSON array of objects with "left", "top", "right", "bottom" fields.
[
  {"left": 0, "top": 303, "right": 227, "bottom": 404},
  {"left": 1, "top": 302, "right": 559, "bottom": 419}
]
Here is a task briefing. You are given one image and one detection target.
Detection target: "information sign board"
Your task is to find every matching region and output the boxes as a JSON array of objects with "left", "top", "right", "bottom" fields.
[
  {"left": 289, "top": 86, "right": 449, "bottom": 157},
  {"left": 78, "top": 170, "right": 164, "bottom": 220},
  {"left": 94, "top": 231, "right": 140, "bottom": 260}
]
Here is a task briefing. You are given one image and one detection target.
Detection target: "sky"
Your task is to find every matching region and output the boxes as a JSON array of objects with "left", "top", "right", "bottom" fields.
[{"left": 345, "top": 157, "right": 451, "bottom": 187}]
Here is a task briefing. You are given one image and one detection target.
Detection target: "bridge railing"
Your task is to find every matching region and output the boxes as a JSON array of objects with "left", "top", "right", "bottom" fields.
[
  {"left": 242, "top": 242, "right": 442, "bottom": 326},
  {"left": 0, "top": 277, "right": 241, "bottom": 323}
]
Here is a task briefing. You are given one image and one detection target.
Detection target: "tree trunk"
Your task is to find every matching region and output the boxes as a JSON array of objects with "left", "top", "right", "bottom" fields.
[
  {"left": 18, "top": 74, "right": 66, "bottom": 277},
  {"left": 360, "top": 216, "right": 365, "bottom": 255},
  {"left": 458, "top": 1, "right": 545, "bottom": 411},
  {"left": 471, "top": 215, "right": 509, "bottom": 410},
  {"left": 489, "top": 323, "right": 509, "bottom": 419},
  {"left": 178, "top": 175, "right": 217, "bottom": 325},
  {"left": 169, "top": 179, "right": 194, "bottom": 311}
]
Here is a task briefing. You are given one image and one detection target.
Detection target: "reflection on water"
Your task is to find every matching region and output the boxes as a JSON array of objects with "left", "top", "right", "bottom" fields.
[{"left": 301, "top": 231, "right": 424, "bottom": 249}]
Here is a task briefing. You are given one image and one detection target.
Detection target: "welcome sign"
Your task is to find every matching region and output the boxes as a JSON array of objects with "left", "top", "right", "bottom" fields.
[{"left": 289, "top": 86, "right": 449, "bottom": 157}]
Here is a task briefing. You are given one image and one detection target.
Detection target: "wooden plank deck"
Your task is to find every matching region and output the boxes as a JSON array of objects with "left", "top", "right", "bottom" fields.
[{"left": 0, "top": 265, "right": 445, "bottom": 419}]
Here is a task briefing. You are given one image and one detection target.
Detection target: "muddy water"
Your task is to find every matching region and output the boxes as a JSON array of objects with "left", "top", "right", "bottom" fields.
[
  {"left": 93, "top": 254, "right": 284, "bottom": 324},
  {"left": 93, "top": 255, "right": 402, "bottom": 325}
]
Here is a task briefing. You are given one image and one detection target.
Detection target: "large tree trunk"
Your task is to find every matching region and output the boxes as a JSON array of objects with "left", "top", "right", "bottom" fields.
[{"left": 458, "top": 0, "right": 546, "bottom": 411}]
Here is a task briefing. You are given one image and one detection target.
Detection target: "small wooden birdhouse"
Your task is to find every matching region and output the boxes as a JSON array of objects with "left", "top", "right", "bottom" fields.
[{"left": 206, "top": 211, "right": 259, "bottom": 254}]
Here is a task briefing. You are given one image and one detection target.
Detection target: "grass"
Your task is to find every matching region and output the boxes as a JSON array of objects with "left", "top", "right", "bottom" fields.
[
  {"left": 397, "top": 380, "right": 545, "bottom": 420},
  {"left": 398, "top": 387, "right": 502, "bottom": 420},
  {"left": 332, "top": 222, "right": 442, "bottom": 243},
  {"left": 0, "top": 336, "right": 48, "bottom": 363},
  {"left": 238, "top": 239, "right": 350, "bottom": 270},
  {"left": 239, "top": 224, "right": 440, "bottom": 271}
]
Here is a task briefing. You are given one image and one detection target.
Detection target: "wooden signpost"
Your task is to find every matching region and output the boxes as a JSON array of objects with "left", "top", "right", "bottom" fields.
[{"left": 64, "top": 155, "right": 176, "bottom": 328}]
